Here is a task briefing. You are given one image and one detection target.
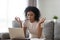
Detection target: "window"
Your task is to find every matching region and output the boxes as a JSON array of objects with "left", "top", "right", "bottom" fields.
[{"left": 0, "top": 0, "right": 28, "bottom": 33}]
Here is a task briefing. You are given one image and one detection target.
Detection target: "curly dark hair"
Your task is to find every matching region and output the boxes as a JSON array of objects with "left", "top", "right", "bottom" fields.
[{"left": 24, "top": 6, "right": 41, "bottom": 21}]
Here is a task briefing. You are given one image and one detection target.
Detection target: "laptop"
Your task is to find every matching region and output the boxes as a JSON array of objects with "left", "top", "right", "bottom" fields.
[{"left": 9, "top": 28, "right": 25, "bottom": 39}]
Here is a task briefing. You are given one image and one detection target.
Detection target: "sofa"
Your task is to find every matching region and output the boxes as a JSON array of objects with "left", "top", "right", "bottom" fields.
[
  {"left": 43, "top": 20, "right": 60, "bottom": 40},
  {"left": 0, "top": 20, "right": 20, "bottom": 39},
  {"left": 0, "top": 20, "right": 60, "bottom": 40},
  {"left": 54, "top": 21, "right": 60, "bottom": 40},
  {"left": 43, "top": 20, "right": 54, "bottom": 40},
  {"left": 0, "top": 20, "right": 28, "bottom": 39}
]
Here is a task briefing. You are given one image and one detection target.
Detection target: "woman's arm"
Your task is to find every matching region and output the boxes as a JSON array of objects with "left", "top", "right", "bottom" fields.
[
  {"left": 37, "top": 24, "right": 42, "bottom": 38},
  {"left": 23, "top": 27, "right": 27, "bottom": 37},
  {"left": 37, "top": 18, "right": 45, "bottom": 38},
  {"left": 15, "top": 17, "right": 27, "bottom": 37},
  {"left": 15, "top": 17, "right": 22, "bottom": 28}
]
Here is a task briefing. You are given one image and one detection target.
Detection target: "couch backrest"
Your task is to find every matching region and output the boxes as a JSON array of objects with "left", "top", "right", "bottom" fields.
[
  {"left": 54, "top": 21, "right": 60, "bottom": 39},
  {"left": 12, "top": 20, "right": 21, "bottom": 28},
  {"left": 43, "top": 21, "right": 54, "bottom": 40}
]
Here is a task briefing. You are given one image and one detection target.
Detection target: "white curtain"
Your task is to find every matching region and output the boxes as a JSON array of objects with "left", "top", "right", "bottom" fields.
[
  {"left": 0, "top": 0, "right": 28, "bottom": 33},
  {"left": 0, "top": 0, "right": 37, "bottom": 33}
]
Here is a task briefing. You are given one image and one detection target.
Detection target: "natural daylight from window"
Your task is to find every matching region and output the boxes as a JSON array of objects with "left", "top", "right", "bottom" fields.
[{"left": 0, "top": 0, "right": 28, "bottom": 33}]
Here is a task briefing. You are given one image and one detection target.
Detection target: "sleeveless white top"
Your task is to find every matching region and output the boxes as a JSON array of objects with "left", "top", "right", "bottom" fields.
[{"left": 22, "top": 20, "right": 43, "bottom": 38}]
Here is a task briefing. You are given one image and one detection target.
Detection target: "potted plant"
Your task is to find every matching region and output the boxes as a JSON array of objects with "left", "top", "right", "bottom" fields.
[{"left": 53, "top": 16, "right": 58, "bottom": 22}]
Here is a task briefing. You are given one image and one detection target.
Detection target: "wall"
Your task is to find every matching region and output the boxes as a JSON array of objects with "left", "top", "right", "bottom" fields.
[{"left": 37, "top": 0, "right": 60, "bottom": 20}]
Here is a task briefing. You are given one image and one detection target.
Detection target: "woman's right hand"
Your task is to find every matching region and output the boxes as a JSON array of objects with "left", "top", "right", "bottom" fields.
[
  {"left": 15, "top": 17, "right": 22, "bottom": 27},
  {"left": 15, "top": 17, "right": 21, "bottom": 22}
]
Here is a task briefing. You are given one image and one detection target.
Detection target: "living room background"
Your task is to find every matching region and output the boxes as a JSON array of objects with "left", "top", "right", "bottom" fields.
[
  {"left": 0, "top": 0, "right": 37, "bottom": 33},
  {"left": 0, "top": 0, "right": 28, "bottom": 33}
]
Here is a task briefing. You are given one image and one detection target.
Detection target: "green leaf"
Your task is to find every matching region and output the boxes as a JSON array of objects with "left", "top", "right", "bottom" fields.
[{"left": 53, "top": 16, "right": 58, "bottom": 19}]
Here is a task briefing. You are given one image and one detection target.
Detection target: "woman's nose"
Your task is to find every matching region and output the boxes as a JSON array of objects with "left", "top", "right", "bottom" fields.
[{"left": 27, "top": 16, "right": 31, "bottom": 19}]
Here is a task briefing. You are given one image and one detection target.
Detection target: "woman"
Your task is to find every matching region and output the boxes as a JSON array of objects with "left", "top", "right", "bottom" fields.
[{"left": 15, "top": 6, "right": 45, "bottom": 38}]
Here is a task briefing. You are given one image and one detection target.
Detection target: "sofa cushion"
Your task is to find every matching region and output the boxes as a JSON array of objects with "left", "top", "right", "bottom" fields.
[
  {"left": 12, "top": 20, "right": 21, "bottom": 28},
  {"left": 43, "top": 21, "right": 54, "bottom": 40},
  {"left": 54, "top": 21, "right": 60, "bottom": 39},
  {"left": 2, "top": 33, "right": 10, "bottom": 39}
]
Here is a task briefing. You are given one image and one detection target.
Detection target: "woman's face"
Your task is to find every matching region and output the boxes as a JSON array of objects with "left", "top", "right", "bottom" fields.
[{"left": 27, "top": 11, "right": 35, "bottom": 22}]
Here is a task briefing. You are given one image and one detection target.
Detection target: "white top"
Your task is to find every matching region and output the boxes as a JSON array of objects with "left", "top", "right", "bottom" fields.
[
  {"left": 22, "top": 20, "right": 43, "bottom": 38},
  {"left": 31, "top": 38, "right": 45, "bottom": 40}
]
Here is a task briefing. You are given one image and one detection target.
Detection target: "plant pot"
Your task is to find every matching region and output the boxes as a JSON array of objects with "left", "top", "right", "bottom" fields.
[{"left": 53, "top": 19, "right": 57, "bottom": 22}]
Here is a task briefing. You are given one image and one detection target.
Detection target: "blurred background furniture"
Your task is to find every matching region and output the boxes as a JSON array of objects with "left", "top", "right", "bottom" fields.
[
  {"left": 54, "top": 21, "right": 60, "bottom": 40},
  {"left": 0, "top": 20, "right": 60, "bottom": 40},
  {"left": 2, "top": 33, "right": 10, "bottom": 39},
  {"left": 43, "top": 20, "right": 54, "bottom": 40}
]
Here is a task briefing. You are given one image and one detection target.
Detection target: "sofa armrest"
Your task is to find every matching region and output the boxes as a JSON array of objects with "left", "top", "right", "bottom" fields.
[{"left": 2, "top": 33, "right": 10, "bottom": 39}]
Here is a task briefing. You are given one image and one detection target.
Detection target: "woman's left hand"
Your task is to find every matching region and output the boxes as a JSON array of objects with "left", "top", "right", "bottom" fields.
[
  {"left": 38, "top": 18, "right": 46, "bottom": 25},
  {"left": 37, "top": 18, "right": 46, "bottom": 38}
]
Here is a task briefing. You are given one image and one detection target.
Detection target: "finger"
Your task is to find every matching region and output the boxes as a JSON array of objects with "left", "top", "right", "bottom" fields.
[
  {"left": 39, "top": 18, "right": 46, "bottom": 24},
  {"left": 41, "top": 18, "right": 46, "bottom": 21},
  {"left": 15, "top": 17, "right": 20, "bottom": 22},
  {"left": 15, "top": 17, "right": 19, "bottom": 20}
]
